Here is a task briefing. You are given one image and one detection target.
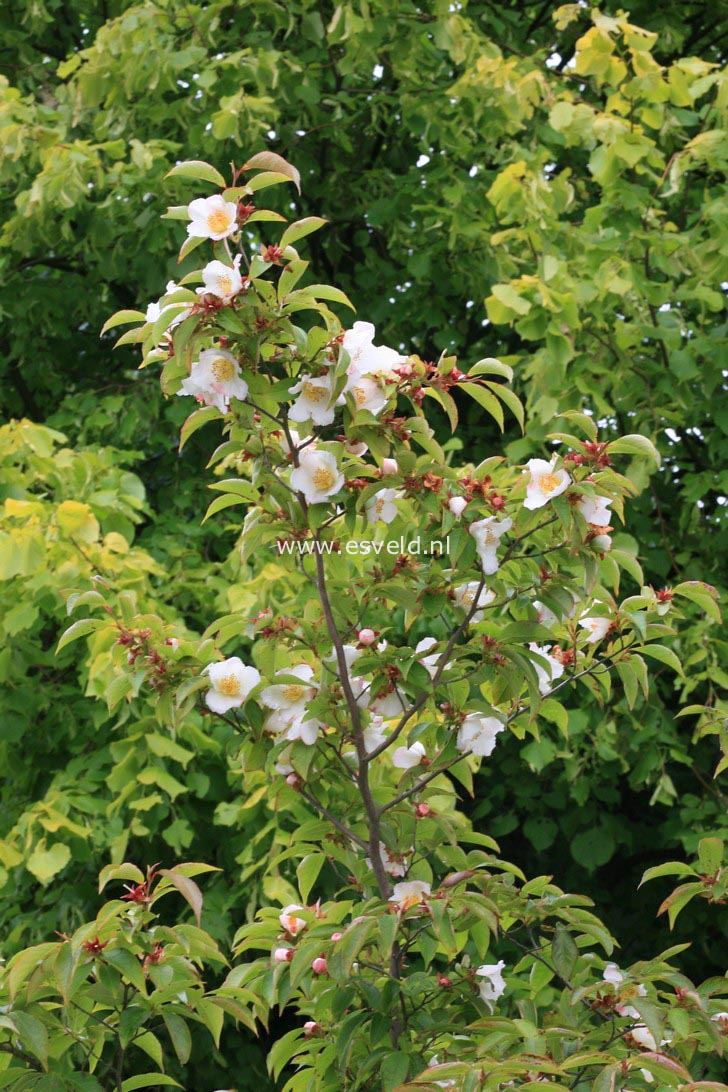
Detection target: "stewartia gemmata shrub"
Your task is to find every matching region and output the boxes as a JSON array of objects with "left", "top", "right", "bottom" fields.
[{"left": 3, "top": 152, "right": 726, "bottom": 1091}]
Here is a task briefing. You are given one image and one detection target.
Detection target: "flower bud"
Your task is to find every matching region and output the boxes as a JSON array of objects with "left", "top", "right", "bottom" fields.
[
  {"left": 331, "top": 932, "right": 343, "bottom": 942},
  {"left": 274, "top": 947, "right": 293, "bottom": 963},
  {"left": 358, "top": 628, "right": 377, "bottom": 645},
  {"left": 286, "top": 772, "right": 302, "bottom": 789},
  {"left": 311, "top": 956, "right": 328, "bottom": 975},
  {"left": 416, "top": 803, "right": 433, "bottom": 818},
  {"left": 381, "top": 458, "right": 399, "bottom": 475},
  {"left": 448, "top": 496, "right": 468, "bottom": 517},
  {"left": 303, "top": 1020, "right": 319, "bottom": 1037}
]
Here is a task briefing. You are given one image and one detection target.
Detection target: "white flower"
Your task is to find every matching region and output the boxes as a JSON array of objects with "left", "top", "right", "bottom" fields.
[
  {"left": 187, "top": 194, "right": 238, "bottom": 240},
  {"left": 290, "top": 449, "right": 344, "bottom": 503},
  {"left": 288, "top": 372, "right": 336, "bottom": 425},
  {"left": 469, "top": 516, "right": 513, "bottom": 575},
  {"left": 476, "top": 960, "right": 507, "bottom": 1008},
  {"left": 345, "top": 373, "right": 388, "bottom": 416},
  {"left": 363, "top": 717, "right": 388, "bottom": 755},
  {"left": 528, "top": 643, "right": 565, "bottom": 695},
  {"left": 381, "top": 458, "right": 398, "bottom": 475},
  {"left": 279, "top": 905, "right": 306, "bottom": 936},
  {"left": 345, "top": 439, "right": 368, "bottom": 457},
  {"left": 178, "top": 348, "right": 248, "bottom": 413},
  {"left": 602, "top": 963, "right": 625, "bottom": 987},
  {"left": 200, "top": 256, "right": 244, "bottom": 301},
  {"left": 456, "top": 714, "right": 504, "bottom": 757},
  {"left": 366, "top": 488, "right": 398, "bottom": 525},
  {"left": 448, "top": 496, "right": 468, "bottom": 518},
  {"left": 579, "top": 616, "right": 611, "bottom": 644},
  {"left": 370, "top": 687, "right": 405, "bottom": 718},
  {"left": 578, "top": 493, "right": 612, "bottom": 526},
  {"left": 366, "top": 842, "right": 409, "bottom": 878},
  {"left": 453, "top": 582, "right": 495, "bottom": 622},
  {"left": 392, "top": 741, "right": 426, "bottom": 769},
  {"left": 261, "top": 664, "right": 317, "bottom": 718},
  {"left": 388, "top": 880, "right": 431, "bottom": 910},
  {"left": 415, "top": 636, "right": 441, "bottom": 678},
  {"left": 285, "top": 715, "right": 321, "bottom": 746},
  {"left": 523, "top": 458, "right": 571, "bottom": 510},
  {"left": 343, "top": 321, "right": 405, "bottom": 379},
  {"left": 534, "top": 600, "right": 558, "bottom": 625},
  {"left": 203, "top": 657, "right": 261, "bottom": 714}
]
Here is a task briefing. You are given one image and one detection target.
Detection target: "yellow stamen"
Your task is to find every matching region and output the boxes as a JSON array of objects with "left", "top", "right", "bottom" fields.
[
  {"left": 282, "top": 683, "right": 305, "bottom": 702},
  {"left": 207, "top": 209, "right": 231, "bottom": 234},
  {"left": 353, "top": 385, "right": 368, "bottom": 405},
  {"left": 312, "top": 466, "right": 336, "bottom": 491},
  {"left": 216, "top": 274, "right": 233, "bottom": 295},
  {"left": 218, "top": 674, "right": 241, "bottom": 697},
  {"left": 212, "top": 357, "right": 236, "bottom": 382},
  {"left": 538, "top": 472, "right": 563, "bottom": 495},
  {"left": 302, "top": 380, "right": 328, "bottom": 404}
]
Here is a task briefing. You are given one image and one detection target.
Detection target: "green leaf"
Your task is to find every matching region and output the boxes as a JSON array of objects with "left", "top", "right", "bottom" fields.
[
  {"left": 162, "top": 1013, "right": 192, "bottom": 1066},
  {"left": 243, "top": 151, "right": 301, "bottom": 192},
  {"left": 13, "top": 1012, "right": 49, "bottom": 1069},
  {"left": 551, "top": 926, "right": 578, "bottom": 982},
  {"left": 179, "top": 405, "right": 223, "bottom": 451},
  {"left": 165, "top": 159, "right": 226, "bottom": 187},
  {"left": 638, "top": 644, "right": 684, "bottom": 676},
  {"left": 26, "top": 843, "right": 71, "bottom": 884},
  {"left": 639, "top": 861, "right": 698, "bottom": 887},
  {"left": 121, "top": 1076, "right": 182, "bottom": 1091},
  {"left": 657, "top": 882, "right": 704, "bottom": 928},
  {"left": 100, "top": 309, "right": 146, "bottom": 335},
  {"left": 98, "top": 862, "right": 145, "bottom": 893},
  {"left": 279, "top": 217, "right": 328, "bottom": 249},
  {"left": 382, "top": 1052, "right": 410, "bottom": 1091},
  {"left": 157, "top": 868, "right": 204, "bottom": 925},
  {"left": 56, "top": 618, "right": 105, "bottom": 654},
  {"left": 698, "top": 837, "right": 724, "bottom": 875},
  {"left": 296, "top": 853, "right": 325, "bottom": 903},
  {"left": 460, "top": 382, "right": 504, "bottom": 429},
  {"left": 607, "top": 434, "right": 661, "bottom": 467}
]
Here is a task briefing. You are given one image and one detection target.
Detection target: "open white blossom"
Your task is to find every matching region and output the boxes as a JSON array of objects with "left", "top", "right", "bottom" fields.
[
  {"left": 366, "top": 488, "right": 398, "bottom": 525},
  {"left": 290, "top": 449, "right": 344, "bottom": 503},
  {"left": 469, "top": 516, "right": 513, "bottom": 575},
  {"left": 457, "top": 714, "right": 504, "bottom": 757},
  {"left": 284, "top": 715, "right": 322, "bottom": 746},
  {"left": 187, "top": 195, "right": 238, "bottom": 240},
  {"left": 345, "top": 373, "right": 388, "bottom": 416},
  {"left": 578, "top": 493, "right": 613, "bottom": 526},
  {"left": 523, "top": 458, "right": 571, "bottom": 510},
  {"left": 261, "top": 664, "right": 317, "bottom": 719},
  {"left": 476, "top": 960, "right": 507, "bottom": 1008},
  {"left": 579, "top": 615, "right": 611, "bottom": 644},
  {"left": 388, "top": 880, "right": 431, "bottom": 910},
  {"left": 366, "top": 842, "right": 409, "bottom": 877},
  {"left": 200, "top": 256, "right": 244, "bottom": 301},
  {"left": 279, "top": 905, "right": 307, "bottom": 936},
  {"left": 288, "top": 373, "right": 336, "bottom": 425},
  {"left": 453, "top": 581, "right": 496, "bottom": 622},
  {"left": 343, "top": 320, "right": 405, "bottom": 379},
  {"left": 392, "top": 740, "right": 426, "bottom": 769},
  {"left": 203, "top": 657, "right": 261, "bottom": 714},
  {"left": 178, "top": 348, "right": 248, "bottom": 413},
  {"left": 363, "top": 716, "right": 388, "bottom": 755},
  {"left": 529, "top": 643, "right": 565, "bottom": 695}
]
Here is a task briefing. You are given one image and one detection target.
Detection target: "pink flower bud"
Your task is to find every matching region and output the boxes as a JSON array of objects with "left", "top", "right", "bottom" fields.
[
  {"left": 303, "top": 1020, "right": 319, "bottom": 1037},
  {"left": 358, "top": 628, "right": 377, "bottom": 645},
  {"left": 416, "top": 803, "right": 433, "bottom": 818},
  {"left": 274, "top": 947, "right": 293, "bottom": 963},
  {"left": 331, "top": 932, "right": 343, "bottom": 942},
  {"left": 311, "top": 956, "right": 328, "bottom": 975},
  {"left": 381, "top": 458, "right": 398, "bottom": 475},
  {"left": 448, "top": 496, "right": 468, "bottom": 518},
  {"left": 286, "top": 772, "right": 302, "bottom": 788}
]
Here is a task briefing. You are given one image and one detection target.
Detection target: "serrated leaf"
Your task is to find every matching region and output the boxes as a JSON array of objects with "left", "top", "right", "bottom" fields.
[
  {"left": 280, "top": 217, "right": 328, "bottom": 249},
  {"left": 243, "top": 151, "right": 301, "bottom": 192}
]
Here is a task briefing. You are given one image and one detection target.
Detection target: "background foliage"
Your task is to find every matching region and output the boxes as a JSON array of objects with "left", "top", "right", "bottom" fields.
[{"left": 1, "top": 1, "right": 727, "bottom": 1088}]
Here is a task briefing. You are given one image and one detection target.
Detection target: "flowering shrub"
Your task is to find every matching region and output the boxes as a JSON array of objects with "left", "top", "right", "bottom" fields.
[{"left": 3, "top": 153, "right": 726, "bottom": 1090}]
